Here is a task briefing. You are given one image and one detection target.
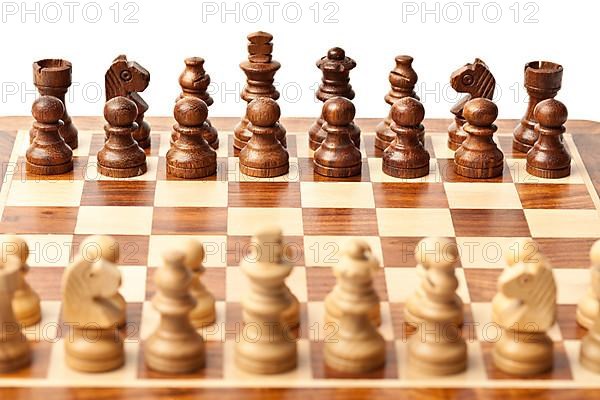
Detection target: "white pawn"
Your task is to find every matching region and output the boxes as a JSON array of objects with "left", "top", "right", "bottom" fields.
[
  {"left": 580, "top": 305, "right": 600, "bottom": 373},
  {"left": 235, "top": 227, "right": 297, "bottom": 374},
  {"left": 325, "top": 240, "right": 381, "bottom": 326},
  {"left": 0, "top": 254, "right": 31, "bottom": 372},
  {"left": 404, "top": 237, "right": 463, "bottom": 327},
  {"left": 324, "top": 240, "right": 385, "bottom": 374},
  {"left": 0, "top": 235, "right": 41, "bottom": 327},
  {"left": 577, "top": 240, "right": 600, "bottom": 329},
  {"left": 180, "top": 239, "right": 216, "bottom": 328},
  {"left": 144, "top": 251, "right": 205, "bottom": 373},
  {"left": 406, "top": 237, "right": 466, "bottom": 376},
  {"left": 80, "top": 235, "right": 126, "bottom": 328}
]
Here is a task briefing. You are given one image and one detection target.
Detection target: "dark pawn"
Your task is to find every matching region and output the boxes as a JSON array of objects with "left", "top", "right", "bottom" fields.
[
  {"left": 167, "top": 97, "right": 217, "bottom": 179},
  {"left": 454, "top": 98, "right": 504, "bottom": 179},
  {"left": 173, "top": 57, "right": 218, "bottom": 150},
  {"left": 382, "top": 97, "right": 430, "bottom": 179},
  {"left": 239, "top": 98, "right": 289, "bottom": 178},
  {"left": 309, "top": 47, "right": 360, "bottom": 150},
  {"left": 313, "top": 97, "right": 362, "bottom": 178},
  {"left": 375, "top": 55, "right": 420, "bottom": 151},
  {"left": 526, "top": 99, "right": 571, "bottom": 179},
  {"left": 97, "top": 97, "right": 147, "bottom": 178},
  {"left": 26, "top": 96, "right": 73, "bottom": 175}
]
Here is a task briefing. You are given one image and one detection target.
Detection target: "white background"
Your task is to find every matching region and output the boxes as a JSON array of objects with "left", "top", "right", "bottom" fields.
[{"left": 0, "top": 0, "right": 598, "bottom": 122}]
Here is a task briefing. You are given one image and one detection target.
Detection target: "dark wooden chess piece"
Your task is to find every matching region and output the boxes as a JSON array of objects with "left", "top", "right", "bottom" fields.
[
  {"left": 167, "top": 97, "right": 217, "bottom": 179},
  {"left": 313, "top": 97, "right": 362, "bottom": 178},
  {"left": 309, "top": 47, "right": 360, "bottom": 150},
  {"left": 105, "top": 55, "right": 151, "bottom": 148},
  {"left": 448, "top": 59, "right": 496, "bottom": 150},
  {"left": 526, "top": 99, "right": 571, "bottom": 179},
  {"left": 173, "top": 57, "right": 218, "bottom": 150},
  {"left": 239, "top": 98, "right": 289, "bottom": 178},
  {"left": 26, "top": 96, "right": 73, "bottom": 175},
  {"left": 97, "top": 97, "right": 147, "bottom": 178},
  {"left": 375, "top": 55, "right": 419, "bottom": 150},
  {"left": 382, "top": 97, "right": 430, "bottom": 179},
  {"left": 454, "top": 98, "right": 504, "bottom": 179},
  {"left": 513, "top": 61, "right": 563, "bottom": 153},
  {"left": 234, "top": 32, "right": 286, "bottom": 152},
  {"left": 32, "top": 59, "right": 78, "bottom": 149}
]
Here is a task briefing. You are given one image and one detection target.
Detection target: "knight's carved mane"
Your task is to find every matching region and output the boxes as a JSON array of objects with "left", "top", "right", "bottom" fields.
[{"left": 105, "top": 64, "right": 127, "bottom": 101}]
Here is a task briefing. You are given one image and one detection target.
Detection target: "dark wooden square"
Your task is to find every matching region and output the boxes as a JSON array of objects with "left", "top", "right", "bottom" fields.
[
  {"left": 81, "top": 181, "right": 156, "bottom": 207},
  {"left": 302, "top": 208, "right": 378, "bottom": 236},
  {"left": 451, "top": 209, "right": 531, "bottom": 237},
  {"left": 1, "top": 206, "right": 78, "bottom": 234},
  {"left": 372, "top": 183, "right": 448, "bottom": 208},
  {"left": 517, "top": 184, "right": 595, "bottom": 209},
  {"left": 71, "top": 234, "right": 150, "bottom": 266},
  {"left": 152, "top": 207, "right": 227, "bottom": 235},
  {"left": 228, "top": 182, "right": 301, "bottom": 208}
]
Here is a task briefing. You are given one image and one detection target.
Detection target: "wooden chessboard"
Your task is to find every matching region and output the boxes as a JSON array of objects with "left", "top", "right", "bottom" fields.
[{"left": 1, "top": 116, "right": 600, "bottom": 400}]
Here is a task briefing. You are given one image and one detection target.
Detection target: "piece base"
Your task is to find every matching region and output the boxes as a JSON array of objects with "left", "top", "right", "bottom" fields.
[
  {"left": 313, "top": 162, "right": 361, "bottom": 178},
  {"left": 167, "top": 163, "right": 217, "bottom": 179},
  {"left": 235, "top": 353, "right": 297, "bottom": 375},
  {"left": 447, "top": 137, "right": 463, "bottom": 151},
  {"left": 492, "top": 346, "right": 553, "bottom": 376},
  {"left": 240, "top": 163, "right": 289, "bottom": 178},
  {"left": 324, "top": 347, "right": 386, "bottom": 374},
  {"left": 144, "top": 353, "right": 205, "bottom": 374},
  {"left": 26, "top": 160, "right": 73, "bottom": 175},
  {"left": 0, "top": 354, "right": 32, "bottom": 373},
  {"left": 454, "top": 163, "right": 503, "bottom": 179},
  {"left": 526, "top": 163, "right": 571, "bottom": 179},
  {"left": 513, "top": 138, "right": 533, "bottom": 154},
  {"left": 97, "top": 163, "right": 147, "bottom": 178},
  {"left": 66, "top": 353, "right": 124, "bottom": 373},
  {"left": 374, "top": 135, "right": 393, "bottom": 151},
  {"left": 382, "top": 163, "right": 429, "bottom": 179}
]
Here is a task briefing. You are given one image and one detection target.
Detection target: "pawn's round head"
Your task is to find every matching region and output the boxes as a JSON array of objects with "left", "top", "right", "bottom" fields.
[
  {"left": 247, "top": 97, "right": 280, "bottom": 127},
  {"left": 534, "top": 99, "right": 568, "bottom": 129},
  {"left": 322, "top": 97, "right": 355, "bottom": 126},
  {"left": 328, "top": 47, "right": 346, "bottom": 61},
  {"left": 0, "top": 235, "right": 29, "bottom": 264},
  {"left": 464, "top": 98, "right": 498, "bottom": 127},
  {"left": 174, "top": 97, "right": 208, "bottom": 127},
  {"left": 80, "top": 235, "right": 120, "bottom": 263},
  {"left": 415, "top": 237, "right": 458, "bottom": 270},
  {"left": 391, "top": 97, "right": 425, "bottom": 127},
  {"left": 104, "top": 96, "right": 138, "bottom": 128},
  {"left": 32, "top": 96, "right": 65, "bottom": 124},
  {"left": 181, "top": 239, "right": 205, "bottom": 272}
]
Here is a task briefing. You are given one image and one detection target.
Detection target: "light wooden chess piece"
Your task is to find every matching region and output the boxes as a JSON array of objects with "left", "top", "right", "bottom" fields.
[
  {"left": 62, "top": 256, "right": 124, "bottom": 373},
  {"left": 492, "top": 240, "right": 556, "bottom": 376},
  {"left": 180, "top": 239, "right": 216, "bottom": 328},
  {"left": 144, "top": 251, "right": 205, "bottom": 373},
  {"left": 404, "top": 237, "right": 463, "bottom": 327},
  {"left": 325, "top": 239, "right": 380, "bottom": 326},
  {"left": 0, "top": 235, "right": 41, "bottom": 327},
  {"left": 235, "top": 227, "right": 297, "bottom": 374},
  {"left": 324, "top": 240, "right": 386, "bottom": 373},
  {"left": 80, "top": 235, "right": 126, "bottom": 328},
  {"left": 577, "top": 239, "right": 600, "bottom": 329},
  {"left": 0, "top": 254, "right": 31, "bottom": 373},
  {"left": 406, "top": 237, "right": 467, "bottom": 376},
  {"left": 580, "top": 306, "right": 600, "bottom": 373}
]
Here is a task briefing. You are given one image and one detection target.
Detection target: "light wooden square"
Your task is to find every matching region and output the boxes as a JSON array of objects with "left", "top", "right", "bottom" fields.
[
  {"left": 368, "top": 158, "right": 441, "bottom": 183},
  {"left": 154, "top": 181, "right": 228, "bottom": 207},
  {"left": 554, "top": 268, "right": 589, "bottom": 304},
  {"left": 72, "top": 132, "right": 94, "bottom": 157},
  {"left": 376, "top": 208, "right": 455, "bottom": 237},
  {"left": 431, "top": 134, "right": 455, "bottom": 159},
  {"left": 295, "top": 133, "right": 311, "bottom": 158},
  {"left": 24, "top": 300, "right": 61, "bottom": 341},
  {"left": 118, "top": 266, "right": 147, "bottom": 303},
  {"left": 227, "top": 207, "right": 303, "bottom": 236},
  {"left": 7, "top": 180, "right": 84, "bottom": 207},
  {"left": 564, "top": 340, "right": 599, "bottom": 382},
  {"left": 456, "top": 237, "right": 531, "bottom": 269},
  {"left": 16, "top": 234, "right": 74, "bottom": 267},
  {"left": 444, "top": 182, "right": 522, "bottom": 209},
  {"left": 525, "top": 209, "right": 600, "bottom": 238},
  {"left": 300, "top": 182, "right": 375, "bottom": 208},
  {"left": 147, "top": 235, "right": 227, "bottom": 268},
  {"left": 303, "top": 235, "right": 383, "bottom": 267},
  {"left": 75, "top": 206, "right": 154, "bottom": 235},
  {"left": 385, "top": 267, "right": 470, "bottom": 303}
]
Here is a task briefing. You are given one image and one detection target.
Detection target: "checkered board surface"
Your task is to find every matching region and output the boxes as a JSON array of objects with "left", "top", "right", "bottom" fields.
[{"left": 0, "top": 125, "right": 600, "bottom": 390}]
